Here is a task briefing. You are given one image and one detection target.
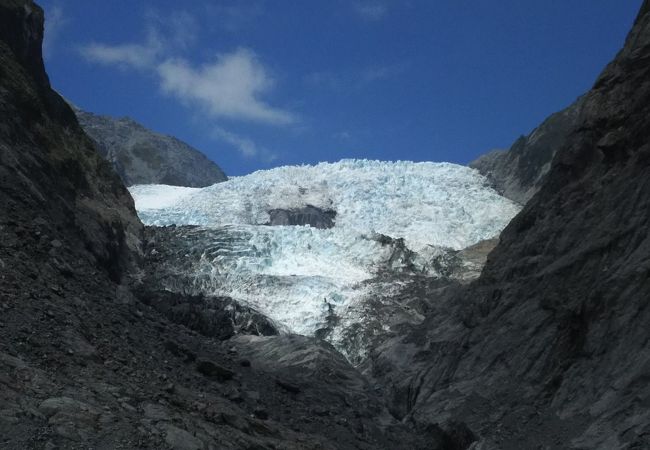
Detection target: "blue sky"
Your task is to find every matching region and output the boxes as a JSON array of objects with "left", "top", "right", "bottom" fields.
[{"left": 39, "top": 0, "right": 642, "bottom": 176}]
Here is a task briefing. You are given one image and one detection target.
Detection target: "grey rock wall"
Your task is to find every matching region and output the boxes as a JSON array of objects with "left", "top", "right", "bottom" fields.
[
  {"left": 471, "top": 97, "right": 585, "bottom": 205},
  {"left": 74, "top": 107, "right": 227, "bottom": 187},
  {"left": 368, "top": 2, "right": 650, "bottom": 448}
]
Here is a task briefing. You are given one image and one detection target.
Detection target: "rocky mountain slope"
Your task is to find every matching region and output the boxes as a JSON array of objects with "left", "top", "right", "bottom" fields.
[
  {"left": 367, "top": 1, "right": 650, "bottom": 448},
  {"left": 470, "top": 97, "right": 585, "bottom": 205},
  {"left": 74, "top": 107, "right": 227, "bottom": 187},
  {"left": 0, "top": 2, "right": 438, "bottom": 448},
  {"left": 0, "top": 0, "right": 142, "bottom": 283}
]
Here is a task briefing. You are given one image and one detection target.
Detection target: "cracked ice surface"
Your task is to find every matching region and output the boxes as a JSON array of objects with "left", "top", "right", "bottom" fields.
[{"left": 129, "top": 160, "right": 520, "bottom": 347}]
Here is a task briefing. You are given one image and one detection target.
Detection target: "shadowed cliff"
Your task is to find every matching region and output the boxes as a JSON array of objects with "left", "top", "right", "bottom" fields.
[
  {"left": 368, "top": 2, "right": 650, "bottom": 448},
  {"left": 0, "top": 0, "right": 142, "bottom": 281}
]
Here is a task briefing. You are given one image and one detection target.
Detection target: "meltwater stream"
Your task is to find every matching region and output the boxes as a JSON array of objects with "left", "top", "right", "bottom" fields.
[{"left": 130, "top": 160, "right": 520, "bottom": 362}]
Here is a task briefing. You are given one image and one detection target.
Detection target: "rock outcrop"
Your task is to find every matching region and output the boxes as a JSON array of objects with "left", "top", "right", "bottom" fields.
[
  {"left": 267, "top": 205, "right": 336, "bottom": 229},
  {"left": 471, "top": 97, "right": 585, "bottom": 205},
  {"left": 368, "top": 2, "right": 650, "bottom": 448},
  {"left": 74, "top": 107, "right": 227, "bottom": 187},
  {"left": 0, "top": 0, "right": 142, "bottom": 282}
]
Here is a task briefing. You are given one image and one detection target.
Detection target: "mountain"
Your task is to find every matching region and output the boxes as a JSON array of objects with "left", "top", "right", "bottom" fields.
[
  {"left": 470, "top": 96, "right": 585, "bottom": 204},
  {"left": 367, "top": 1, "right": 650, "bottom": 447},
  {"left": 74, "top": 107, "right": 227, "bottom": 187}
]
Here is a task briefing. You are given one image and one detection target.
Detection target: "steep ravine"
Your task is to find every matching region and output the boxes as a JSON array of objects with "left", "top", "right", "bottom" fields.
[{"left": 1, "top": 0, "right": 648, "bottom": 449}]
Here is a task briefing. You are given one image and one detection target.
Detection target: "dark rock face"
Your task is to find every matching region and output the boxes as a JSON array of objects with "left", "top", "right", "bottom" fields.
[
  {"left": 267, "top": 205, "right": 336, "bottom": 228},
  {"left": 137, "top": 288, "right": 280, "bottom": 340},
  {"left": 0, "top": 0, "right": 48, "bottom": 87},
  {"left": 368, "top": 2, "right": 650, "bottom": 448},
  {"left": 0, "top": 0, "right": 142, "bottom": 282},
  {"left": 471, "top": 97, "right": 585, "bottom": 205},
  {"left": 422, "top": 238, "right": 499, "bottom": 282},
  {"left": 74, "top": 107, "right": 227, "bottom": 187},
  {"left": 195, "top": 358, "right": 235, "bottom": 381},
  {"left": 231, "top": 334, "right": 445, "bottom": 448}
]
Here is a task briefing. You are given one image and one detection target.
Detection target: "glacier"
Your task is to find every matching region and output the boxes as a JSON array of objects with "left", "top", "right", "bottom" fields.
[{"left": 130, "top": 159, "right": 521, "bottom": 361}]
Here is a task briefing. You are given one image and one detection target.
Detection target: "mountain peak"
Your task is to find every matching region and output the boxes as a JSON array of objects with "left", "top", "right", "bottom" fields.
[{"left": 73, "top": 107, "right": 228, "bottom": 187}]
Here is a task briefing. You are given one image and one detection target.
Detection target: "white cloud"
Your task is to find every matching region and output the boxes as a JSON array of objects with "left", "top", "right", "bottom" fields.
[
  {"left": 354, "top": 2, "right": 388, "bottom": 21},
  {"left": 43, "top": 4, "right": 69, "bottom": 58},
  {"left": 79, "top": 13, "right": 295, "bottom": 126},
  {"left": 212, "top": 127, "right": 259, "bottom": 158},
  {"left": 144, "top": 9, "right": 198, "bottom": 51},
  {"left": 78, "top": 11, "right": 199, "bottom": 71},
  {"left": 79, "top": 22, "right": 166, "bottom": 70},
  {"left": 158, "top": 49, "right": 295, "bottom": 125},
  {"left": 78, "top": 10, "right": 294, "bottom": 162},
  {"left": 212, "top": 127, "right": 278, "bottom": 162},
  {"left": 80, "top": 41, "right": 159, "bottom": 71}
]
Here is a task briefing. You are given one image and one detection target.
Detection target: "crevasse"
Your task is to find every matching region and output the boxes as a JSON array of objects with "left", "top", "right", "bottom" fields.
[{"left": 129, "top": 159, "right": 520, "bottom": 357}]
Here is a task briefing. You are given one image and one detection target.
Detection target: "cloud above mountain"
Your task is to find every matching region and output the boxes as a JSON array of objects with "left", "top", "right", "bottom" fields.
[
  {"left": 79, "top": 13, "right": 295, "bottom": 126},
  {"left": 158, "top": 49, "right": 295, "bottom": 125}
]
